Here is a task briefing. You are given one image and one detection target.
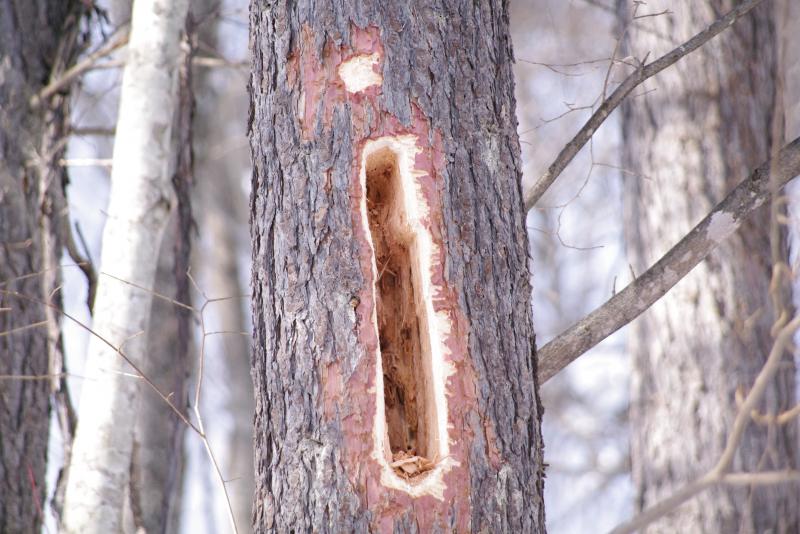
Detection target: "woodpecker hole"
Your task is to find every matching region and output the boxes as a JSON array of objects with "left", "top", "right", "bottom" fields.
[{"left": 365, "top": 146, "right": 440, "bottom": 478}]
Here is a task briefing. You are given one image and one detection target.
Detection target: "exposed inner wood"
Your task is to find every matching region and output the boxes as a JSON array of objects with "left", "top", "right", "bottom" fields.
[
  {"left": 365, "top": 147, "right": 438, "bottom": 476},
  {"left": 338, "top": 53, "right": 382, "bottom": 93}
]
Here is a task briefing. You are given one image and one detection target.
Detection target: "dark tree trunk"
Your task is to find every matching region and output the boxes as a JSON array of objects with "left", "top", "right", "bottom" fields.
[
  {"left": 248, "top": 0, "right": 544, "bottom": 531},
  {"left": 130, "top": 215, "right": 192, "bottom": 533},
  {"left": 620, "top": 1, "right": 800, "bottom": 532},
  {"left": 0, "top": 1, "right": 84, "bottom": 531}
]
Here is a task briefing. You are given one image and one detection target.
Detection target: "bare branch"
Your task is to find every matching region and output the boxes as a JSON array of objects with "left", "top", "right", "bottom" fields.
[
  {"left": 70, "top": 126, "right": 116, "bottom": 137},
  {"left": 523, "top": 0, "right": 766, "bottom": 211},
  {"left": 538, "top": 136, "right": 800, "bottom": 383},
  {"left": 721, "top": 471, "right": 800, "bottom": 486},
  {"left": 62, "top": 225, "right": 97, "bottom": 312},
  {"left": 58, "top": 158, "right": 113, "bottom": 168},
  {"left": 751, "top": 403, "right": 800, "bottom": 425},
  {"left": 608, "top": 315, "right": 800, "bottom": 534},
  {"left": 193, "top": 56, "right": 247, "bottom": 69},
  {"left": 31, "top": 27, "right": 130, "bottom": 107}
]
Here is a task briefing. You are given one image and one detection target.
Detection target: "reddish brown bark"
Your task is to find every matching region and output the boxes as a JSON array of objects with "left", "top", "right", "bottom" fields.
[{"left": 249, "top": 1, "right": 544, "bottom": 531}]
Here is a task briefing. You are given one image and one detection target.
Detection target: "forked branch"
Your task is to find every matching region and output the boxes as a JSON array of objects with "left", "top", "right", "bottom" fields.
[
  {"left": 523, "top": 0, "right": 766, "bottom": 211},
  {"left": 538, "top": 136, "right": 800, "bottom": 383}
]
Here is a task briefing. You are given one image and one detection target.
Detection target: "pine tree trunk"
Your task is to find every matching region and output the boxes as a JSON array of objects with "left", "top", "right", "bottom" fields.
[
  {"left": 0, "top": 1, "right": 83, "bottom": 530},
  {"left": 248, "top": 0, "right": 545, "bottom": 531},
  {"left": 620, "top": 2, "right": 800, "bottom": 532}
]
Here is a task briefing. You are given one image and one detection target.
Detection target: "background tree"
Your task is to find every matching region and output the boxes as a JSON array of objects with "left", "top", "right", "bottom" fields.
[
  {"left": 248, "top": 0, "right": 544, "bottom": 530},
  {"left": 0, "top": 1, "right": 87, "bottom": 530},
  {"left": 62, "top": 0, "right": 190, "bottom": 531},
  {"left": 620, "top": 1, "right": 800, "bottom": 531},
  {"left": 127, "top": 27, "right": 195, "bottom": 532},
  {"left": 509, "top": 2, "right": 632, "bottom": 530},
  {"left": 190, "top": 1, "right": 255, "bottom": 528}
]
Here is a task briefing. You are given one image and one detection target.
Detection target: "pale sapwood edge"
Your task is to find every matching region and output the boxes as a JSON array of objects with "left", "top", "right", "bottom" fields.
[
  {"left": 538, "top": 136, "right": 800, "bottom": 383},
  {"left": 608, "top": 314, "right": 800, "bottom": 534},
  {"left": 522, "top": 0, "right": 766, "bottom": 212}
]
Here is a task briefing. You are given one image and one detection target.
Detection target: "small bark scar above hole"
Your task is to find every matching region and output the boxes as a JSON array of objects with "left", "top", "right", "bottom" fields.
[
  {"left": 339, "top": 53, "right": 382, "bottom": 93},
  {"left": 360, "top": 136, "right": 455, "bottom": 498}
]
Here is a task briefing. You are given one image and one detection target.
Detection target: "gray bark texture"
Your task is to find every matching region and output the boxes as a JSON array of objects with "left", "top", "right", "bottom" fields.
[
  {"left": 0, "top": 1, "right": 83, "bottom": 531},
  {"left": 620, "top": 1, "right": 800, "bottom": 532},
  {"left": 129, "top": 216, "right": 191, "bottom": 534},
  {"left": 248, "top": 0, "right": 544, "bottom": 531},
  {"left": 130, "top": 201, "right": 193, "bottom": 532}
]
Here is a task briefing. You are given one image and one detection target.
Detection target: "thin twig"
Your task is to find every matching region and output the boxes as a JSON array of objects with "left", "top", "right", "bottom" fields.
[
  {"left": 0, "top": 320, "right": 49, "bottom": 338},
  {"left": 608, "top": 316, "right": 800, "bottom": 534},
  {"left": 524, "top": 0, "right": 766, "bottom": 211},
  {"left": 0, "top": 287, "right": 201, "bottom": 435},
  {"left": 193, "top": 56, "right": 247, "bottom": 69},
  {"left": 70, "top": 126, "right": 116, "bottom": 137},
  {"left": 58, "top": 158, "right": 113, "bottom": 168},
  {"left": 0, "top": 372, "right": 70, "bottom": 381}
]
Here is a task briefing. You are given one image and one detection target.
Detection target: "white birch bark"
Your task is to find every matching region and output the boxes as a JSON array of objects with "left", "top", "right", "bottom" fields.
[{"left": 62, "top": 0, "right": 189, "bottom": 531}]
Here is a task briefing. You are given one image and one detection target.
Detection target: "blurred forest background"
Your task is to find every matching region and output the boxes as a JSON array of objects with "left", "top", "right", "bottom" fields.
[{"left": 3, "top": 0, "right": 798, "bottom": 532}]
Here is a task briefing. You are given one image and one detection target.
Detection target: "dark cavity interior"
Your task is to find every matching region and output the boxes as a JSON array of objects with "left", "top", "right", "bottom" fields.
[{"left": 365, "top": 147, "right": 437, "bottom": 462}]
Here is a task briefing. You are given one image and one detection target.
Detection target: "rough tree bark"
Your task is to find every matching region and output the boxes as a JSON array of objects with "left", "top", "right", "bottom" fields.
[
  {"left": 62, "top": 0, "right": 189, "bottom": 531},
  {"left": 620, "top": 1, "right": 800, "bottom": 532},
  {"left": 249, "top": 0, "right": 544, "bottom": 531},
  {"left": 0, "top": 1, "right": 84, "bottom": 531}
]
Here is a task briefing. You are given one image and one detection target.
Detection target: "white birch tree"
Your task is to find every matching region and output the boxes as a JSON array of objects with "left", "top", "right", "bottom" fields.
[{"left": 62, "top": 0, "right": 189, "bottom": 531}]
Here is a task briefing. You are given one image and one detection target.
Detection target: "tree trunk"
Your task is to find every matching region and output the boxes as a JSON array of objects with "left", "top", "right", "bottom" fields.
[
  {"left": 620, "top": 1, "right": 800, "bottom": 532},
  {"left": 248, "top": 1, "right": 544, "bottom": 531},
  {"left": 783, "top": 0, "right": 800, "bottom": 316},
  {"left": 62, "top": 0, "right": 189, "bottom": 531},
  {"left": 0, "top": 1, "right": 83, "bottom": 531},
  {"left": 126, "top": 21, "right": 194, "bottom": 532},
  {"left": 128, "top": 217, "right": 192, "bottom": 533}
]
